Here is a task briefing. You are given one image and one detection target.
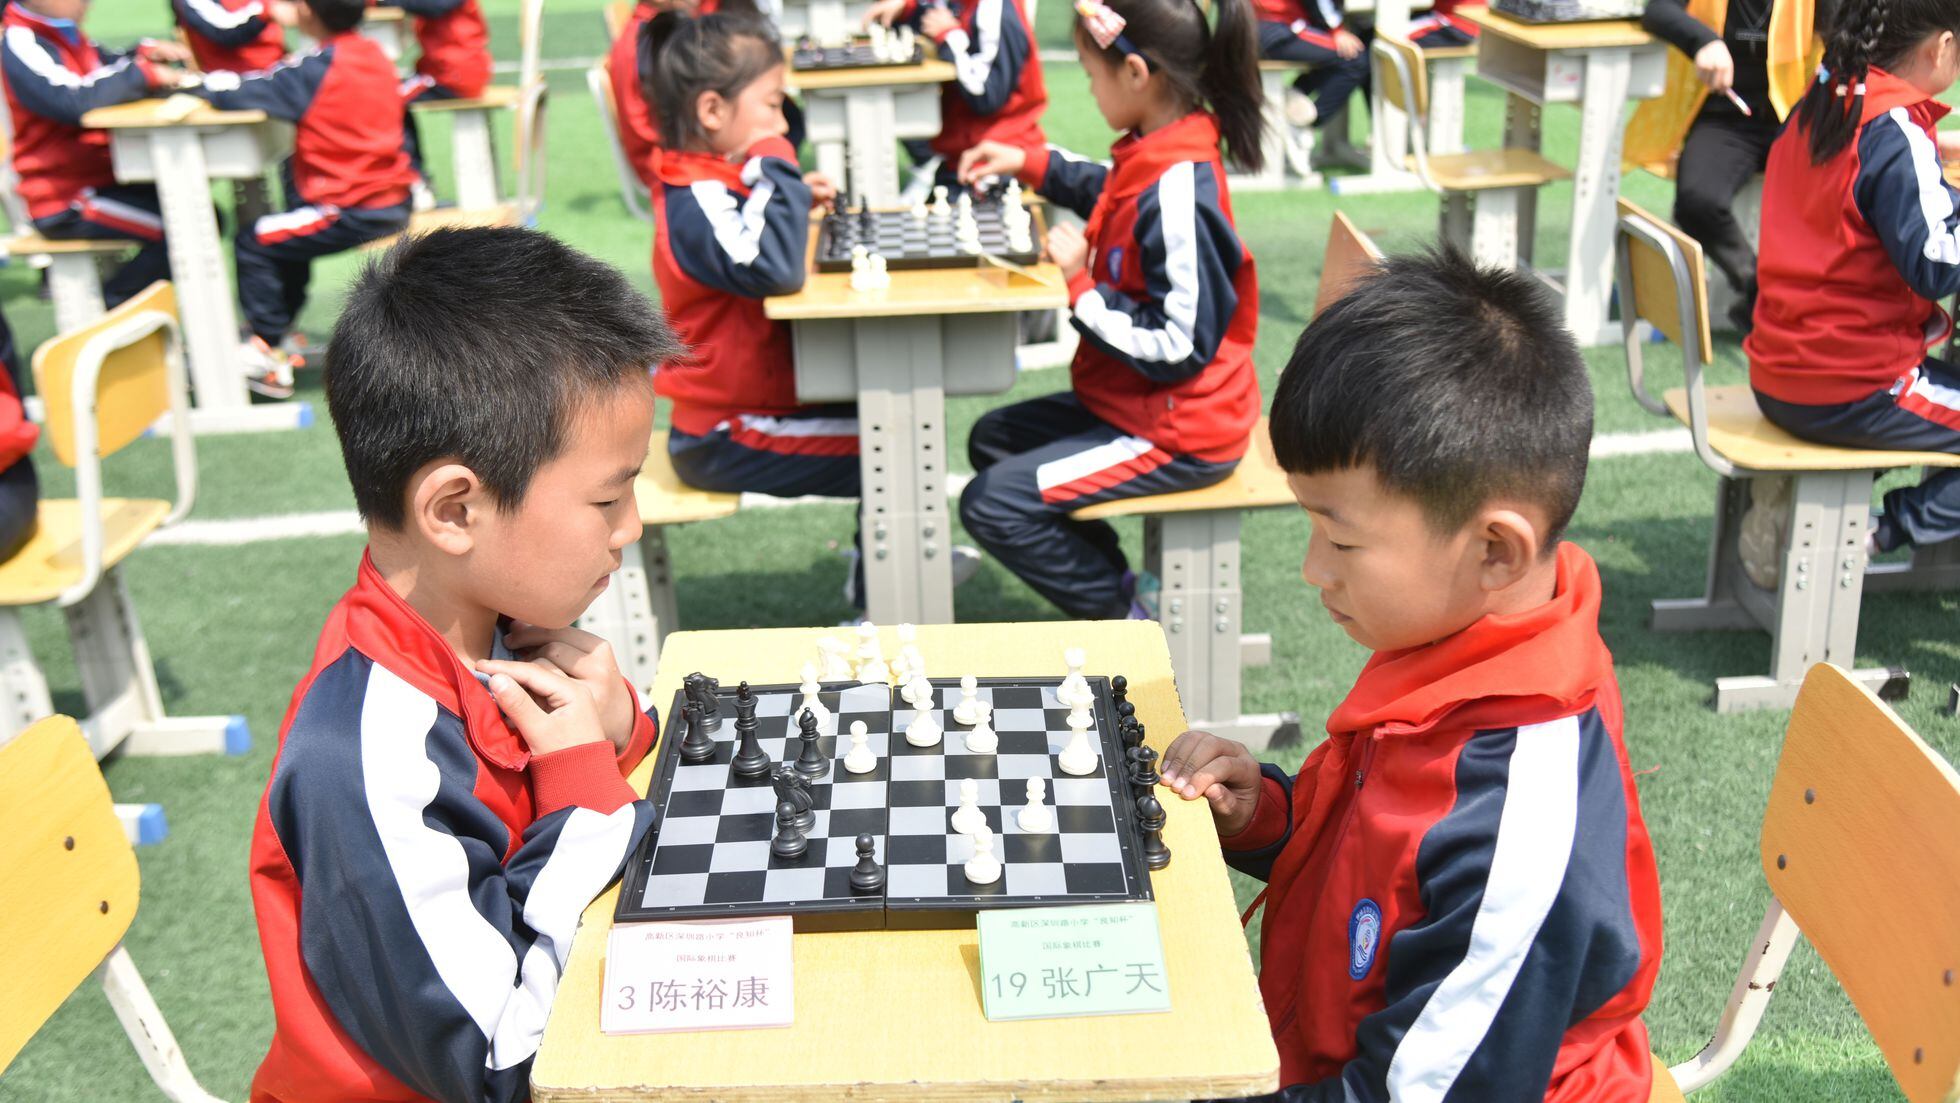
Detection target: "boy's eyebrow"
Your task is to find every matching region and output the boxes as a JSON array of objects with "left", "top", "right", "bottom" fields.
[
  {"left": 1301, "top": 501, "right": 1348, "bottom": 526},
  {"left": 610, "top": 463, "right": 644, "bottom": 486}
]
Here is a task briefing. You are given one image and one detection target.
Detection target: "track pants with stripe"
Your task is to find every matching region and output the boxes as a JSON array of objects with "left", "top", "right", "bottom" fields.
[
  {"left": 1258, "top": 21, "right": 1371, "bottom": 127},
  {"left": 236, "top": 194, "right": 410, "bottom": 343},
  {"left": 1407, "top": 12, "right": 1477, "bottom": 46},
  {"left": 1755, "top": 356, "right": 1960, "bottom": 550},
  {"left": 960, "top": 392, "right": 1236, "bottom": 619},
  {"left": 400, "top": 77, "right": 460, "bottom": 179},
  {"left": 31, "top": 185, "right": 169, "bottom": 308}
]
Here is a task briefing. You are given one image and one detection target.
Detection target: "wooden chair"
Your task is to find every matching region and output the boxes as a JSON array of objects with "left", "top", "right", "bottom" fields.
[
  {"left": 0, "top": 715, "right": 225, "bottom": 1102},
  {"left": 1, "top": 233, "right": 139, "bottom": 333},
  {"left": 1374, "top": 32, "right": 1570, "bottom": 269},
  {"left": 575, "top": 429, "right": 741, "bottom": 699},
  {"left": 1615, "top": 199, "right": 1960, "bottom": 712},
  {"left": 1653, "top": 662, "right": 1960, "bottom": 1101},
  {"left": 588, "top": 57, "right": 655, "bottom": 225},
  {"left": 0, "top": 282, "right": 247, "bottom": 761}
]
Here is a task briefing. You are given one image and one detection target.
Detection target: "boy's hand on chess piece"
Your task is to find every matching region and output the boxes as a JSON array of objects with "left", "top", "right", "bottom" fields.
[
  {"left": 476, "top": 658, "right": 609, "bottom": 757},
  {"left": 1333, "top": 28, "right": 1364, "bottom": 59},
  {"left": 1046, "top": 223, "right": 1088, "bottom": 281},
  {"left": 804, "top": 171, "right": 839, "bottom": 209},
  {"left": 503, "top": 622, "right": 638, "bottom": 754},
  {"left": 920, "top": 6, "right": 959, "bottom": 39},
  {"left": 862, "top": 0, "right": 908, "bottom": 26},
  {"left": 958, "top": 140, "right": 1026, "bottom": 184},
  {"left": 1159, "top": 729, "right": 1264, "bottom": 837}
]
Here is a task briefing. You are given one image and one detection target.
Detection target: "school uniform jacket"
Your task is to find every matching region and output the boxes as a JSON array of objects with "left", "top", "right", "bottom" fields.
[
  {"left": 650, "top": 137, "right": 824, "bottom": 440},
  {"left": 393, "top": 0, "right": 492, "bottom": 99},
  {"left": 1223, "top": 543, "right": 1664, "bottom": 1103},
  {"left": 1253, "top": 0, "right": 1347, "bottom": 36},
  {"left": 249, "top": 552, "right": 657, "bottom": 1103},
  {"left": 609, "top": 2, "right": 659, "bottom": 188},
  {"left": 896, "top": 0, "right": 1046, "bottom": 160},
  {"left": 1017, "top": 112, "right": 1260, "bottom": 462},
  {"left": 195, "top": 33, "right": 415, "bottom": 211},
  {"left": 0, "top": 4, "right": 166, "bottom": 220},
  {"left": 1747, "top": 69, "right": 1960, "bottom": 406},
  {"left": 0, "top": 359, "right": 39, "bottom": 473},
  {"left": 173, "top": 0, "right": 288, "bottom": 75}
]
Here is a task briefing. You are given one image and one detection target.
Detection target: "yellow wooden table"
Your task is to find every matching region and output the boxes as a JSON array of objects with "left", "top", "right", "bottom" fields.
[
  {"left": 764, "top": 238, "right": 1067, "bottom": 625},
  {"left": 531, "top": 620, "right": 1280, "bottom": 1102},
  {"left": 790, "top": 56, "right": 956, "bottom": 205}
]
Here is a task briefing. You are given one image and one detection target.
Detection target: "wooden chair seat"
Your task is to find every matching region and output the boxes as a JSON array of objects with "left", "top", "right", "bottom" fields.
[
  {"left": 1070, "top": 418, "right": 1293, "bottom": 521},
  {"left": 1421, "top": 43, "right": 1478, "bottom": 59},
  {"left": 1663, "top": 385, "right": 1960, "bottom": 473},
  {"left": 0, "top": 499, "right": 171, "bottom": 607},
  {"left": 362, "top": 204, "right": 520, "bottom": 251},
  {"left": 6, "top": 233, "right": 138, "bottom": 257},
  {"left": 409, "top": 85, "right": 520, "bottom": 112},
  {"left": 1413, "top": 148, "right": 1571, "bottom": 191},
  {"left": 1647, "top": 1056, "right": 1686, "bottom": 1103},
  {"left": 639, "top": 430, "right": 740, "bottom": 526},
  {"left": 1257, "top": 58, "right": 1307, "bottom": 72}
]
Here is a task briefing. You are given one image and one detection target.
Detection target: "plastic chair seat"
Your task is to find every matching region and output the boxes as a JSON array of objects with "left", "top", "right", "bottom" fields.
[
  {"left": 1071, "top": 418, "right": 1293, "bottom": 521},
  {"left": 0, "top": 498, "right": 170, "bottom": 607},
  {"left": 1663, "top": 385, "right": 1960, "bottom": 473},
  {"left": 409, "top": 86, "right": 520, "bottom": 112},
  {"left": 1648, "top": 1055, "right": 1686, "bottom": 1103},
  {"left": 639, "top": 430, "right": 740, "bottom": 526},
  {"left": 6, "top": 233, "right": 138, "bottom": 257},
  {"left": 363, "top": 204, "right": 521, "bottom": 251},
  {"left": 1414, "top": 148, "right": 1571, "bottom": 191}
]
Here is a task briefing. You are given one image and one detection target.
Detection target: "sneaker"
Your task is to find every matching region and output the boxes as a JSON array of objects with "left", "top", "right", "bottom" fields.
[
  {"left": 1283, "top": 88, "right": 1319, "bottom": 129},
  {"left": 279, "top": 332, "right": 310, "bottom": 368},
  {"left": 238, "top": 335, "right": 296, "bottom": 400},
  {"left": 951, "top": 544, "right": 982, "bottom": 587},
  {"left": 410, "top": 178, "right": 438, "bottom": 213},
  {"left": 840, "top": 545, "right": 862, "bottom": 608},
  {"left": 1738, "top": 476, "right": 1792, "bottom": 590}
]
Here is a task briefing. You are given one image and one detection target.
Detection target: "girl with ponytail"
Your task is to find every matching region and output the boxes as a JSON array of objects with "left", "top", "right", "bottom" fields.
[
  {"left": 947, "top": 0, "right": 1264, "bottom": 620},
  {"left": 1747, "top": 0, "right": 1960, "bottom": 555}
]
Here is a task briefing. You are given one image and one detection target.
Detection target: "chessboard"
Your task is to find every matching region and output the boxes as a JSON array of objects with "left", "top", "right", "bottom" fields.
[
  {"left": 815, "top": 193, "right": 1045, "bottom": 274},
  {"left": 791, "top": 36, "right": 925, "bottom": 70},
  {"left": 615, "top": 675, "right": 1163, "bottom": 931}
]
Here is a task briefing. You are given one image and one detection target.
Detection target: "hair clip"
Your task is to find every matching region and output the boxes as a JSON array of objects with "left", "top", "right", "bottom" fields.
[
  {"left": 1075, "top": 0, "right": 1151, "bottom": 65},
  {"left": 1833, "top": 80, "right": 1866, "bottom": 96}
]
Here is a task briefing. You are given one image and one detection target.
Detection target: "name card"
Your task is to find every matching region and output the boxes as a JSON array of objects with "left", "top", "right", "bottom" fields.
[
  {"left": 976, "top": 903, "right": 1171, "bottom": 1021},
  {"left": 602, "top": 916, "right": 794, "bottom": 1034}
]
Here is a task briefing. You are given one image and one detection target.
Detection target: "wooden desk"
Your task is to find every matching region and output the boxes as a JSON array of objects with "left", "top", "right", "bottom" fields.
[
  {"left": 410, "top": 85, "right": 521, "bottom": 210},
  {"left": 776, "top": 0, "right": 883, "bottom": 42},
  {"left": 765, "top": 240, "right": 1066, "bottom": 624},
  {"left": 1463, "top": 8, "right": 1666, "bottom": 345},
  {"left": 530, "top": 620, "right": 1280, "bottom": 1103},
  {"left": 81, "top": 100, "right": 307, "bottom": 434},
  {"left": 790, "top": 57, "right": 955, "bottom": 205}
]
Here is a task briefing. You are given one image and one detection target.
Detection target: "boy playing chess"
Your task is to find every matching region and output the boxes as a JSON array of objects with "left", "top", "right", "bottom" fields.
[
  {"left": 247, "top": 227, "right": 672, "bottom": 1103},
  {"left": 1160, "top": 251, "right": 1665, "bottom": 1102}
]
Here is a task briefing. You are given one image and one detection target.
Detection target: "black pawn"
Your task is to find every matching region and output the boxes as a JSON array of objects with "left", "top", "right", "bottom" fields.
[
  {"left": 849, "top": 832, "right": 885, "bottom": 894},
  {"left": 1136, "top": 794, "right": 1171, "bottom": 870},
  {"left": 794, "top": 708, "right": 829, "bottom": 780},
  {"left": 679, "top": 700, "right": 715, "bottom": 763},
  {"left": 1124, "top": 719, "right": 1147, "bottom": 752},
  {"left": 771, "top": 800, "right": 808, "bottom": 860},
  {"left": 731, "top": 682, "right": 769, "bottom": 778},
  {"left": 1110, "top": 675, "right": 1129, "bottom": 711}
]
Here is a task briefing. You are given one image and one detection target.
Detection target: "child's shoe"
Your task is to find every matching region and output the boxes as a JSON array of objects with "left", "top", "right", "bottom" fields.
[
  {"left": 1738, "top": 476, "right": 1792, "bottom": 589},
  {"left": 239, "top": 336, "right": 297, "bottom": 400},
  {"left": 1283, "top": 88, "right": 1319, "bottom": 129}
]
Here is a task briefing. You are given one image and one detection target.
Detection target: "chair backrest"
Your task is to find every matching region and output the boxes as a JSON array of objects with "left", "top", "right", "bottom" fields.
[
  {"left": 1313, "top": 211, "right": 1385, "bottom": 319},
  {"left": 519, "top": 0, "right": 546, "bottom": 98},
  {"left": 0, "top": 716, "right": 141, "bottom": 1073},
  {"left": 588, "top": 60, "right": 655, "bottom": 224},
  {"left": 1615, "top": 197, "right": 1713, "bottom": 365},
  {"left": 1372, "top": 32, "right": 1428, "bottom": 120},
  {"left": 602, "top": 0, "right": 633, "bottom": 39},
  {"left": 1764, "top": 663, "right": 1960, "bottom": 1103},
  {"left": 514, "top": 79, "right": 550, "bottom": 223}
]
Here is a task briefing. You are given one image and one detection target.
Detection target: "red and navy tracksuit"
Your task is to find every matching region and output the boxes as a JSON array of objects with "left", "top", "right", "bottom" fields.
[
  {"left": 1253, "top": 0, "right": 1369, "bottom": 127},
  {"left": 391, "top": 0, "right": 493, "bottom": 176},
  {"left": 964, "top": 112, "right": 1259, "bottom": 620},
  {"left": 893, "top": 0, "right": 1046, "bottom": 181},
  {"left": 1, "top": 4, "right": 176, "bottom": 306},
  {"left": 1223, "top": 543, "right": 1664, "bottom": 1103},
  {"left": 173, "top": 0, "right": 288, "bottom": 74},
  {"left": 609, "top": 1, "right": 659, "bottom": 189},
  {"left": 1409, "top": 0, "right": 1485, "bottom": 47},
  {"left": 248, "top": 552, "right": 657, "bottom": 1103},
  {"left": 194, "top": 34, "right": 414, "bottom": 345},
  {"left": 1747, "top": 68, "right": 1960, "bottom": 551}
]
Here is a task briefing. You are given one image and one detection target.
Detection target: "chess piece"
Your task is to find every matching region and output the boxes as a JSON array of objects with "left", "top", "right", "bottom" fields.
[
  {"left": 794, "top": 708, "right": 830, "bottom": 780},
  {"left": 932, "top": 184, "right": 951, "bottom": 218},
  {"left": 849, "top": 833, "right": 885, "bottom": 893},
  {"left": 854, "top": 622, "right": 891, "bottom": 684},
  {"left": 892, "top": 623, "right": 923, "bottom": 684},
  {"left": 731, "top": 681, "right": 771, "bottom": 778},
  {"left": 772, "top": 765, "right": 814, "bottom": 833},
  {"left": 1058, "top": 648, "right": 1093, "bottom": 709},
  {"left": 911, "top": 196, "right": 929, "bottom": 223},
  {"left": 816, "top": 635, "right": 855, "bottom": 681},
  {"left": 1128, "top": 745, "right": 1160, "bottom": 793},
  {"left": 1018, "top": 776, "right": 1053, "bottom": 833},
  {"left": 771, "top": 800, "right": 809, "bottom": 861},
  {"left": 679, "top": 700, "right": 715, "bottom": 764},
  {"left": 901, "top": 674, "right": 931, "bottom": 709},
  {"left": 797, "top": 661, "right": 833, "bottom": 737},
  {"left": 1058, "top": 707, "right": 1098, "bottom": 776},
  {"left": 952, "top": 675, "right": 983, "bottom": 725},
  {"left": 963, "top": 826, "right": 1002, "bottom": 885},
  {"left": 1110, "top": 674, "right": 1129, "bottom": 713},
  {"left": 950, "top": 778, "right": 986, "bottom": 836},
  {"left": 1137, "top": 794, "right": 1172, "bottom": 870},
  {"left": 684, "top": 672, "right": 722, "bottom": 732},
  {"left": 843, "top": 719, "right": 876, "bottom": 774},
  {"left": 898, "top": 24, "right": 916, "bottom": 57},
  {"left": 962, "top": 702, "right": 997, "bottom": 754},
  {"left": 867, "top": 253, "right": 889, "bottom": 289},
  {"left": 904, "top": 688, "right": 942, "bottom": 747}
]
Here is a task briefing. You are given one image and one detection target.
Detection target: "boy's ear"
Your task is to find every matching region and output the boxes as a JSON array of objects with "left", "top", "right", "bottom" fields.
[
  {"left": 408, "top": 461, "right": 487, "bottom": 557},
  {"left": 697, "top": 90, "right": 729, "bottom": 135},
  {"left": 1473, "top": 506, "right": 1544, "bottom": 593}
]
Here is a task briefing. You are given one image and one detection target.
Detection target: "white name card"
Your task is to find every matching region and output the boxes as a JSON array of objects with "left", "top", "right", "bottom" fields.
[{"left": 601, "top": 916, "right": 795, "bottom": 1034}]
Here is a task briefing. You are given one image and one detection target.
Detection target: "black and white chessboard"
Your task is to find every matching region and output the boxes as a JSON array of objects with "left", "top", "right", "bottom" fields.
[
  {"left": 615, "top": 676, "right": 1156, "bottom": 931},
  {"left": 814, "top": 198, "right": 1045, "bottom": 273},
  {"left": 790, "top": 37, "right": 925, "bottom": 70}
]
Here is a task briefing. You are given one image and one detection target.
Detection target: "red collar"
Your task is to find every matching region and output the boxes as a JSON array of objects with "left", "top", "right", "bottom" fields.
[
  {"left": 1858, "top": 67, "right": 1950, "bottom": 124},
  {"left": 1103, "top": 112, "right": 1225, "bottom": 201},
  {"left": 1326, "top": 542, "right": 1613, "bottom": 737},
  {"left": 653, "top": 147, "right": 746, "bottom": 188}
]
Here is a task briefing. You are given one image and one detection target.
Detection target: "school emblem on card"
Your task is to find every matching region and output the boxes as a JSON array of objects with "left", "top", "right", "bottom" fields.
[{"left": 1348, "top": 899, "right": 1382, "bottom": 981}]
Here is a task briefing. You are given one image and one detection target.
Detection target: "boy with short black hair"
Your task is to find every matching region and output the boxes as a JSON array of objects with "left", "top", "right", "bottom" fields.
[
  {"left": 1161, "top": 249, "right": 1665, "bottom": 1103},
  {"left": 249, "top": 226, "right": 678, "bottom": 1103}
]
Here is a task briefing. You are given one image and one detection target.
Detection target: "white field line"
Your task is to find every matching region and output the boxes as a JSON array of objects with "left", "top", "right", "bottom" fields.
[{"left": 143, "top": 429, "right": 1691, "bottom": 547}]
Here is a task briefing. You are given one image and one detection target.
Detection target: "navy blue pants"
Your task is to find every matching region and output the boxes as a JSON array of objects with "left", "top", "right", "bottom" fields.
[
  {"left": 32, "top": 185, "right": 170, "bottom": 308},
  {"left": 236, "top": 171, "right": 409, "bottom": 344},
  {"left": 1756, "top": 357, "right": 1960, "bottom": 550},
  {"left": 1258, "top": 20, "right": 1372, "bottom": 126},
  {"left": 960, "top": 392, "right": 1237, "bottom": 619},
  {"left": 0, "top": 307, "right": 37, "bottom": 562},
  {"left": 400, "top": 77, "right": 461, "bottom": 180}
]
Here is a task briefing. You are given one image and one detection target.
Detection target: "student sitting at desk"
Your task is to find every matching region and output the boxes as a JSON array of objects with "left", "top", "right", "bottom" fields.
[
  {"left": 171, "top": 0, "right": 292, "bottom": 74},
  {"left": 0, "top": 304, "right": 37, "bottom": 564},
  {"left": 1408, "top": 0, "right": 1486, "bottom": 46},
  {"left": 862, "top": 0, "right": 1048, "bottom": 188},
  {"left": 1, "top": 0, "right": 190, "bottom": 309},
  {"left": 1161, "top": 250, "right": 1665, "bottom": 1103},
  {"left": 955, "top": 0, "right": 1262, "bottom": 620},
  {"left": 385, "top": 0, "right": 491, "bottom": 205},
  {"left": 1250, "top": 0, "right": 1370, "bottom": 133},
  {"left": 192, "top": 0, "right": 415, "bottom": 399},
  {"left": 1746, "top": 0, "right": 1960, "bottom": 555}
]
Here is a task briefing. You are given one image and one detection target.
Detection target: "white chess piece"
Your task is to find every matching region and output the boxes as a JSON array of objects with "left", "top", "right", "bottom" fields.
[
  {"left": 962, "top": 702, "right": 998, "bottom": 754},
  {"left": 855, "top": 622, "right": 891, "bottom": 684},
  {"left": 1018, "top": 777, "right": 1053, "bottom": 833},
  {"left": 901, "top": 674, "right": 932, "bottom": 708},
  {"left": 797, "top": 661, "right": 833, "bottom": 737},
  {"left": 843, "top": 720, "right": 876, "bottom": 775},
  {"left": 816, "top": 636, "right": 855, "bottom": 681},
  {"left": 905, "top": 686, "right": 942, "bottom": 747},
  {"left": 952, "top": 675, "right": 982, "bottom": 725},
  {"left": 893, "top": 622, "right": 924, "bottom": 684},
  {"left": 932, "top": 185, "right": 951, "bottom": 218},
  {"left": 964, "top": 826, "right": 1002, "bottom": 885},
  {"left": 898, "top": 25, "right": 916, "bottom": 57},
  {"left": 950, "top": 778, "right": 986, "bottom": 836},
  {"left": 911, "top": 196, "right": 929, "bottom": 223},
  {"left": 1058, "top": 647, "right": 1093, "bottom": 709},
  {"left": 849, "top": 245, "right": 872, "bottom": 291},
  {"left": 1058, "top": 708, "right": 1099, "bottom": 776}
]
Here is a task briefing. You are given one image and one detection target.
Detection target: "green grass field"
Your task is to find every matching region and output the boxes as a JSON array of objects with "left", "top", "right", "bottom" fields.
[{"left": 1, "top": 3, "right": 1953, "bottom": 1100}]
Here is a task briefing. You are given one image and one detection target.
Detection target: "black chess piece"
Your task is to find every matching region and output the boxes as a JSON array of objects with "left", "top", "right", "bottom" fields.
[
  {"left": 794, "top": 708, "right": 830, "bottom": 780},
  {"left": 1136, "top": 794, "right": 1171, "bottom": 870},
  {"left": 849, "top": 833, "right": 885, "bottom": 894},
  {"left": 731, "top": 682, "right": 770, "bottom": 778},
  {"left": 1124, "top": 719, "right": 1147, "bottom": 752},
  {"left": 1133, "top": 745, "right": 1160, "bottom": 792},
  {"left": 698, "top": 674, "right": 723, "bottom": 730},
  {"left": 770, "top": 800, "right": 808, "bottom": 860},
  {"left": 774, "top": 764, "right": 815, "bottom": 832},
  {"left": 1110, "top": 674, "right": 1129, "bottom": 711},
  {"left": 679, "top": 700, "right": 715, "bottom": 763}
]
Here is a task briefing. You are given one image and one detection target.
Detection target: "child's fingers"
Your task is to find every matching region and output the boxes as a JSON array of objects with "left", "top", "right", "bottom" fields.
[
  {"left": 476, "top": 659, "right": 581, "bottom": 709},
  {"left": 485, "top": 673, "right": 548, "bottom": 728}
]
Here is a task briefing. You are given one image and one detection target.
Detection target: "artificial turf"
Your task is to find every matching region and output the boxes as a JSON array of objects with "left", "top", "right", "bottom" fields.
[{"left": 0, "top": 2, "right": 1952, "bottom": 1100}]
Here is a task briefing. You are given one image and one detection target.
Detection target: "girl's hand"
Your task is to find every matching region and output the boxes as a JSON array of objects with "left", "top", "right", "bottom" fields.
[
  {"left": 1694, "top": 40, "right": 1735, "bottom": 94},
  {"left": 862, "top": 0, "right": 908, "bottom": 26},
  {"left": 958, "top": 140, "right": 1026, "bottom": 184},
  {"left": 1046, "top": 222, "right": 1088, "bottom": 280},
  {"left": 920, "top": 5, "right": 958, "bottom": 38},
  {"left": 1333, "top": 28, "right": 1363, "bottom": 58},
  {"left": 804, "top": 171, "right": 839, "bottom": 209}
]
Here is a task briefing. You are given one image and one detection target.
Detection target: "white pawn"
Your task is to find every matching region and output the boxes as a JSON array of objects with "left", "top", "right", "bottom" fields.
[
  {"left": 843, "top": 720, "right": 876, "bottom": 775},
  {"left": 1058, "top": 707, "right": 1099, "bottom": 776},
  {"left": 1018, "top": 777, "right": 1053, "bottom": 833},
  {"left": 905, "top": 685, "right": 942, "bottom": 747},
  {"left": 963, "top": 825, "right": 1002, "bottom": 885},
  {"left": 950, "top": 777, "right": 986, "bottom": 835},
  {"left": 911, "top": 195, "right": 929, "bottom": 223},
  {"left": 816, "top": 636, "right": 855, "bottom": 681},
  {"left": 962, "top": 702, "right": 997, "bottom": 754},
  {"left": 932, "top": 184, "right": 951, "bottom": 218},
  {"left": 855, "top": 622, "right": 891, "bottom": 684},
  {"left": 797, "top": 661, "right": 833, "bottom": 737},
  {"left": 952, "top": 675, "right": 983, "bottom": 725},
  {"left": 900, "top": 673, "right": 932, "bottom": 708}
]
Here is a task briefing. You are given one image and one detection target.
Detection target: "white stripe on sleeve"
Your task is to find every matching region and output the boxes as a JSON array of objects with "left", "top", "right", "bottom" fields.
[
  {"left": 185, "top": 0, "right": 265, "bottom": 30},
  {"left": 1383, "top": 715, "right": 1582, "bottom": 1103},
  {"left": 1071, "top": 160, "right": 1201, "bottom": 365},
  {"left": 1889, "top": 108, "right": 1960, "bottom": 267},
  {"left": 943, "top": 0, "right": 1004, "bottom": 97},
  {"left": 689, "top": 178, "right": 776, "bottom": 266},
  {"left": 4, "top": 25, "right": 132, "bottom": 88}
]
